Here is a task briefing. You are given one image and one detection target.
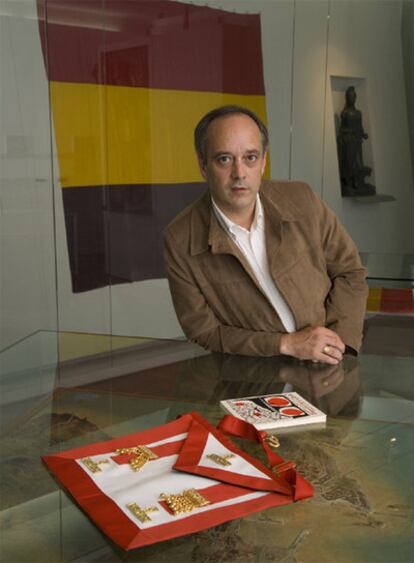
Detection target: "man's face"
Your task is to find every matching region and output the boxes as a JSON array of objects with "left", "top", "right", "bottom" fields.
[{"left": 198, "top": 113, "right": 267, "bottom": 224}]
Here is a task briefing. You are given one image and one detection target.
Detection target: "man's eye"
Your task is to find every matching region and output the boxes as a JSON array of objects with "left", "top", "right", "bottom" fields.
[
  {"left": 217, "top": 156, "right": 231, "bottom": 164},
  {"left": 246, "top": 154, "right": 258, "bottom": 162}
]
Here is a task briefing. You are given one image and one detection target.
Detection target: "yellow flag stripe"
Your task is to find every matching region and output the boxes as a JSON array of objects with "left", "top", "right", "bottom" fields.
[
  {"left": 50, "top": 82, "right": 269, "bottom": 187},
  {"left": 366, "top": 287, "right": 382, "bottom": 312}
]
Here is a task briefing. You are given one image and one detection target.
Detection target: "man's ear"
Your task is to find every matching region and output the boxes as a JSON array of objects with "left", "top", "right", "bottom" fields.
[
  {"left": 198, "top": 156, "right": 208, "bottom": 180},
  {"left": 261, "top": 151, "right": 267, "bottom": 175}
]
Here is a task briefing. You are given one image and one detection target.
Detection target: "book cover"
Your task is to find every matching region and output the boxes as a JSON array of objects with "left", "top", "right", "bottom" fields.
[{"left": 220, "top": 392, "right": 326, "bottom": 430}]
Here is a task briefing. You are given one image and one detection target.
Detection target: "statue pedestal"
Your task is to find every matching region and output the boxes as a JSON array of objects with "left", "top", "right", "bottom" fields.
[{"left": 348, "top": 194, "right": 396, "bottom": 203}]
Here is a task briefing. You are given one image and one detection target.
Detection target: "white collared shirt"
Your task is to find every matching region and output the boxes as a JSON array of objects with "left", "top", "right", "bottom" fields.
[{"left": 212, "top": 196, "right": 296, "bottom": 333}]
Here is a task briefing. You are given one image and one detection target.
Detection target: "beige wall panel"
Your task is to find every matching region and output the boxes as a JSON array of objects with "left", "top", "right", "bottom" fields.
[{"left": 323, "top": 0, "right": 414, "bottom": 255}]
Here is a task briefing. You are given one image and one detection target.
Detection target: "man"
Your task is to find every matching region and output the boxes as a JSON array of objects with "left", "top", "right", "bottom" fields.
[{"left": 163, "top": 106, "right": 368, "bottom": 364}]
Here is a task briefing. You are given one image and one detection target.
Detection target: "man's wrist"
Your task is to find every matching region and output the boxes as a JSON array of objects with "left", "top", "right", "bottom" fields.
[{"left": 280, "top": 333, "right": 290, "bottom": 356}]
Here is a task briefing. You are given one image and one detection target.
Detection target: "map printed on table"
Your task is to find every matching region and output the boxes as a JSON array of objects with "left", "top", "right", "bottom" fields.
[{"left": 220, "top": 392, "right": 326, "bottom": 430}]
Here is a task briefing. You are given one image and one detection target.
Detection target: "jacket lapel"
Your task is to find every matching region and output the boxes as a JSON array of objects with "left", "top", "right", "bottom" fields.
[
  {"left": 260, "top": 190, "right": 285, "bottom": 279},
  {"left": 209, "top": 210, "right": 264, "bottom": 294},
  {"left": 189, "top": 192, "right": 264, "bottom": 293},
  {"left": 188, "top": 184, "right": 302, "bottom": 299}
]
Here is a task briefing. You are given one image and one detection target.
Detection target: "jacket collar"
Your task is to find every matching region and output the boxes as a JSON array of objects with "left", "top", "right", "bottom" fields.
[{"left": 189, "top": 181, "right": 303, "bottom": 257}]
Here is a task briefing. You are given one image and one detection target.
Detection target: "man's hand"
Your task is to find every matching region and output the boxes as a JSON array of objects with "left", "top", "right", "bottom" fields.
[{"left": 280, "top": 326, "right": 345, "bottom": 365}]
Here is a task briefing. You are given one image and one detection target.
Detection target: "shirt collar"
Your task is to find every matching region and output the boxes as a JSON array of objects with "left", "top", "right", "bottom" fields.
[{"left": 211, "top": 194, "right": 263, "bottom": 237}]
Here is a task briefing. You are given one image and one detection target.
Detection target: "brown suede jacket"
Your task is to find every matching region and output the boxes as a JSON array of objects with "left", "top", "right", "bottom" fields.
[{"left": 163, "top": 180, "right": 368, "bottom": 356}]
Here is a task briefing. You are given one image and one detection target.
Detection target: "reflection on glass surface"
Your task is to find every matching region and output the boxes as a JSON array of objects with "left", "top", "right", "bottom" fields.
[{"left": 1, "top": 339, "right": 413, "bottom": 562}]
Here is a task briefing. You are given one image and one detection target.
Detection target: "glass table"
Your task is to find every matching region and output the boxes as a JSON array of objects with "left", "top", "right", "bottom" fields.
[{"left": 1, "top": 339, "right": 413, "bottom": 562}]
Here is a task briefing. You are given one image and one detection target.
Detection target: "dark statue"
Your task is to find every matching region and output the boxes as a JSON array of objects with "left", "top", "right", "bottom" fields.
[{"left": 337, "top": 86, "right": 376, "bottom": 197}]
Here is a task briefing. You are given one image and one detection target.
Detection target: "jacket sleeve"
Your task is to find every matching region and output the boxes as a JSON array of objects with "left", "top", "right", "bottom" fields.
[
  {"left": 163, "top": 230, "right": 283, "bottom": 357},
  {"left": 312, "top": 191, "right": 368, "bottom": 352}
]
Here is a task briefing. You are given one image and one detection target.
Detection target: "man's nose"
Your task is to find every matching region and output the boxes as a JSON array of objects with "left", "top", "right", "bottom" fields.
[{"left": 231, "top": 158, "right": 246, "bottom": 179}]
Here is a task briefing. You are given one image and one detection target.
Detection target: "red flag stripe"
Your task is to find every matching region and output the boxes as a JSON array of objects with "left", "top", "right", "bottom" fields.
[{"left": 37, "top": 0, "right": 265, "bottom": 94}]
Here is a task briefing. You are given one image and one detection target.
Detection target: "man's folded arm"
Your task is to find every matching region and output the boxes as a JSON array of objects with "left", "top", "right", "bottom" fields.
[
  {"left": 163, "top": 232, "right": 283, "bottom": 357},
  {"left": 313, "top": 189, "right": 368, "bottom": 353}
]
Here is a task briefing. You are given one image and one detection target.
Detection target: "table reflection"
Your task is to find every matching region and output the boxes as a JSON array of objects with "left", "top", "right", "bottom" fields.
[
  {"left": 1, "top": 341, "right": 413, "bottom": 563},
  {"left": 173, "top": 352, "right": 360, "bottom": 418}
]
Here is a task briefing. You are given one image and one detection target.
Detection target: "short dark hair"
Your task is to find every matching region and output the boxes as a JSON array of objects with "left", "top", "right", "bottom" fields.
[{"left": 194, "top": 105, "right": 269, "bottom": 162}]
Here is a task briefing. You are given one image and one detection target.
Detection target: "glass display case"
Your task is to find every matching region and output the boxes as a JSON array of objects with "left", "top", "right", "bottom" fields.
[{"left": 1, "top": 2, "right": 413, "bottom": 559}]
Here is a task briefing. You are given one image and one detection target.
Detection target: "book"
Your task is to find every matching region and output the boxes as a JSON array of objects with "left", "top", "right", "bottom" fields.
[{"left": 220, "top": 392, "right": 326, "bottom": 430}]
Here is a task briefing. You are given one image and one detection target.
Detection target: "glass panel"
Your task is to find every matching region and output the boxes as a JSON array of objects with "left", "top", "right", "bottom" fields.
[
  {"left": 0, "top": 1, "right": 61, "bottom": 554},
  {"left": 41, "top": 0, "right": 113, "bottom": 363},
  {"left": 2, "top": 0, "right": 412, "bottom": 368},
  {"left": 0, "top": 0, "right": 58, "bottom": 411},
  {"left": 1, "top": 2, "right": 413, "bottom": 561}
]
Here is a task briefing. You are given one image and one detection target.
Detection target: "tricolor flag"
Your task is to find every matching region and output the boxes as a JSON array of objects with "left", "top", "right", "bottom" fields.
[{"left": 37, "top": 0, "right": 268, "bottom": 292}]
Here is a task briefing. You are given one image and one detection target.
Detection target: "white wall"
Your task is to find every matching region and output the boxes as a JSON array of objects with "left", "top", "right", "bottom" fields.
[
  {"left": 290, "top": 0, "right": 329, "bottom": 196},
  {"left": 1, "top": 0, "right": 413, "bottom": 357}
]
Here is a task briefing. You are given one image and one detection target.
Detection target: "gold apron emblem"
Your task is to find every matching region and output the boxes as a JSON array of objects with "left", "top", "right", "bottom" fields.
[
  {"left": 160, "top": 488, "right": 210, "bottom": 515},
  {"left": 206, "top": 453, "right": 235, "bottom": 467},
  {"left": 80, "top": 457, "right": 109, "bottom": 474},
  {"left": 127, "top": 502, "right": 159, "bottom": 523},
  {"left": 116, "top": 445, "right": 158, "bottom": 471}
]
